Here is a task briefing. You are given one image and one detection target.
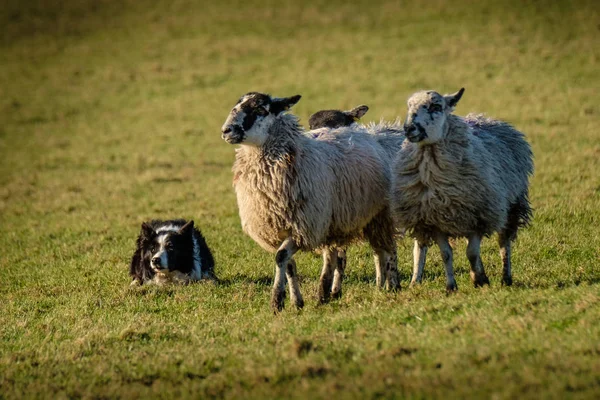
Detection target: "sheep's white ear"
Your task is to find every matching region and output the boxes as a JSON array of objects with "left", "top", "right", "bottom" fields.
[
  {"left": 347, "top": 105, "right": 369, "bottom": 121},
  {"left": 271, "top": 95, "right": 302, "bottom": 115},
  {"left": 444, "top": 88, "right": 465, "bottom": 109}
]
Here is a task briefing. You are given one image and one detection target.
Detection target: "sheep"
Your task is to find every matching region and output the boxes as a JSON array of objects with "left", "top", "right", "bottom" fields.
[
  {"left": 308, "top": 107, "right": 408, "bottom": 298},
  {"left": 221, "top": 92, "right": 400, "bottom": 312},
  {"left": 391, "top": 88, "right": 533, "bottom": 291},
  {"left": 306, "top": 104, "right": 370, "bottom": 298}
]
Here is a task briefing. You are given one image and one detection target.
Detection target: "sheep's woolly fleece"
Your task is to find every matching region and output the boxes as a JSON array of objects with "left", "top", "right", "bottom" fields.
[{"left": 392, "top": 113, "right": 533, "bottom": 244}]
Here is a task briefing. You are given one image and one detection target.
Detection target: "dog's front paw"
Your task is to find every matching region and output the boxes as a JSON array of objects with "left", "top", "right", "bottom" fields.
[{"left": 130, "top": 278, "right": 142, "bottom": 287}]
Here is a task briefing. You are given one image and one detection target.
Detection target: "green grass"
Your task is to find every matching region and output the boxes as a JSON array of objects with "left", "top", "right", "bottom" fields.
[{"left": 1, "top": 0, "right": 599, "bottom": 398}]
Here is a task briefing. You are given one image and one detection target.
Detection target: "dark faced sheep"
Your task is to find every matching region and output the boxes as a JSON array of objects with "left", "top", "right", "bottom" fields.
[
  {"left": 307, "top": 106, "right": 407, "bottom": 297},
  {"left": 221, "top": 92, "right": 400, "bottom": 312},
  {"left": 392, "top": 88, "right": 533, "bottom": 291},
  {"left": 307, "top": 104, "right": 370, "bottom": 297},
  {"left": 308, "top": 105, "right": 369, "bottom": 130}
]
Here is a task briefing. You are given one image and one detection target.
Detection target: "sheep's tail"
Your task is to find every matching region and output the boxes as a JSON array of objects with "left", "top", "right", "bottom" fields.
[
  {"left": 515, "top": 190, "right": 533, "bottom": 228},
  {"left": 503, "top": 190, "right": 533, "bottom": 241}
]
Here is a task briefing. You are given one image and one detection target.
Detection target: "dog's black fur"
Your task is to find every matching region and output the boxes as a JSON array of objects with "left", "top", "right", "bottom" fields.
[{"left": 129, "top": 219, "right": 216, "bottom": 285}]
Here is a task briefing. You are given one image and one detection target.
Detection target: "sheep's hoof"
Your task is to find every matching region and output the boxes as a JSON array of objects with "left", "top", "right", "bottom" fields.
[
  {"left": 331, "top": 289, "right": 342, "bottom": 300},
  {"left": 271, "top": 289, "right": 286, "bottom": 314},
  {"left": 318, "top": 294, "right": 330, "bottom": 304},
  {"left": 318, "top": 282, "right": 332, "bottom": 304},
  {"left": 409, "top": 279, "right": 421, "bottom": 288},
  {"left": 502, "top": 275, "right": 513, "bottom": 286},
  {"left": 446, "top": 282, "right": 458, "bottom": 293},
  {"left": 473, "top": 274, "right": 490, "bottom": 288},
  {"left": 386, "top": 280, "right": 401, "bottom": 292}
]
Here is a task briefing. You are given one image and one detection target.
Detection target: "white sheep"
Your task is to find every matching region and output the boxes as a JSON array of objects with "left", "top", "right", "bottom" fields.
[
  {"left": 221, "top": 92, "right": 400, "bottom": 312},
  {"left": 392, "top": 88, "right": 533, "bottom": 291}
]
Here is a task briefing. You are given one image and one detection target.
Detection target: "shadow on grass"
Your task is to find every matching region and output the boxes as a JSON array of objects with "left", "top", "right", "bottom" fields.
[{"left": 217, "top": 274, "right": 273, "bottom": 287}]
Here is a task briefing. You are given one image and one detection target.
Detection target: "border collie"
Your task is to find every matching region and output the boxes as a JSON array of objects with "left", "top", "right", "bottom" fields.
[{"left": 129, "top": 219, "right": 216, "bottom": 286}]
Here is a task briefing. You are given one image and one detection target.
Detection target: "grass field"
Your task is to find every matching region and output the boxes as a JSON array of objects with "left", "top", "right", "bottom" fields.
[{"left": 1, "top": 0, "right": 599, "bottom": 398}]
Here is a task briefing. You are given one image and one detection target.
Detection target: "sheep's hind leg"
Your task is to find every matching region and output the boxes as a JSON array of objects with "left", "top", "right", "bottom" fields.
[
  {"left": 365, "top": 209, "right": 400, "bottom": 291},
  {"left": 498, "top": 233, "right": 513, "bottom": 286},
  {"left": 271, "top": 238, "right": 298, "bottom": 313},
  {"left": 286, "top": 259, "right": 304, "bottom": 309},
  {"left": 410, "top": 240, "right": 428, "bottom": 287},
  {"left": 318, "top": 247, "right": 337, "bottom": 304},
  {"left": 466, "top": 234, "right": 490, "bottom": 287},
  {"left": 331, "top": 248, "right": 346, "bottom": 300},
  {"left": 372, "top": 248, "right": 400, "bottom": 291},
  {"left": 435, "top": 233, "right": 457, "bottom": 292}
]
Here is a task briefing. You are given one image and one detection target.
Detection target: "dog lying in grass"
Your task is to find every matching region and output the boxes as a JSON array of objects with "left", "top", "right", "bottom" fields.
[{"left": 129, "top": 219, "right": 216, "bottom": 286}]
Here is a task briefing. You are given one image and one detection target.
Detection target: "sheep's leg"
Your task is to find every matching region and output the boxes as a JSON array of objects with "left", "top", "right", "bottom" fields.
[
  {"left": 385, "top": 248, "right": 400, "bottom": 291},
  {"left": 286, "top": 259, "right": 304, "bottom": 309},
  {"left": 373, "top": 250, "right": 385, "bottom": 289},
  {"left": 466, "top": 234, "right": 490, "bottom": 287},
  {"left": 373, "top": 248, "right": 400, "bottom": 291},
  {"left": 498, "top": 233, "right": 512, "bottom": 286},
  {"left": 410, "top": 240, "right": 428, "bottom": 286},
  {"left": 271, "top": 238, "right": 298, "bottom": 313},
  {"left": 434, "top": 233, "right": 457, "bottom": 292},
  {"left": 331, "top": 248, "right": 346, "bottom": 300},
  {"left": 364, "top": 208, "right": 400, "bottom": 291},
  {"left": 318, "top": 247, "right": 337, "bottom": 304}
]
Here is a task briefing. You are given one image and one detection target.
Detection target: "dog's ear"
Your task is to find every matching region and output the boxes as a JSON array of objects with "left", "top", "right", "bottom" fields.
[
  {"left": 179, "top": 220, "right": 195, "bottom": 236},
  {"left": 141, "top": 222, "right": 155, "bottom": 238}
]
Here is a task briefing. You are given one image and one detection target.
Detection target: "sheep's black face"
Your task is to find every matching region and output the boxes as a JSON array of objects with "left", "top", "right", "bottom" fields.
[
  {"left": 309, "top": 110, "right": 354, "bottom": 129},
  {"left": 221, "top": 92, "right": 301, "bottom": 146},
  {"left": 309, "top": 105, "right": 369, "bottom": 130},
  {"left": 404, "top": 88, "right": 464, "bottom": 144}
]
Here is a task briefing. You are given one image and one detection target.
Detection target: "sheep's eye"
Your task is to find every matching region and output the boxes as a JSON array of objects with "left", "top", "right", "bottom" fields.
[
  {"left": 429, "top": 104, "right": 442, "bottom": 113},
  {"left": 256, "top": 107, "right": 268, "bottom": 116}
]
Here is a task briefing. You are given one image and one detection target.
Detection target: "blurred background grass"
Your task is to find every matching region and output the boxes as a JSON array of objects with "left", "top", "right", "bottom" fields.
[{"left": 1, "top": 0, "right": 599, "bottom": 398}]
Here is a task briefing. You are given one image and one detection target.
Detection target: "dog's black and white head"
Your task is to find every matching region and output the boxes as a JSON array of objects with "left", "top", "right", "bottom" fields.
[
  {"left": 221, "top": 92, "right": 302, "bottom": 146},
  {"left": 308, "top": 105, "right": 369, "bottom": 130},
  {"left": 404, "top": 88, "right": 465, "bottom": 144},
  {"left": 129, "top": 219, "right": 216, "bottom": 285},
  {"left": 143, "top": 220, "right": 195, "bottom": 274}
]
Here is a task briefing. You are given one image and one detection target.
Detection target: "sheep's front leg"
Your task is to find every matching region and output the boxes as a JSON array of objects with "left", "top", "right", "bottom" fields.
[
  {"left": 467, "top": 234, "right": 490, "bottom": 287},
  {"left": 410, "top": 240, "right": 428, "bottom": 287},
  {"left": 498, "top": 233, "right": 512, "bottom": 286},
  {"left": 434, "top": 233, "right": 457, "bottom": 292},
  {"left": 286, "top": 259, "right": 304, "bottom": 309},
  {"left": 318, "top": 247, "right": 337, "bottom": 304},
  {"left": 271, "top": 238, "right": 298, "bottom": 313},
  {"left": 331, "top": 248, "right": 346, "bottom": 300}
]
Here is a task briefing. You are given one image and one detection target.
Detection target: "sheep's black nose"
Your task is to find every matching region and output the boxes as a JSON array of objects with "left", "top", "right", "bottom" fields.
[
  {"left": 222, "top": 126, "right": 232, "bottom": 134},
  {"left": 152, "top": 256, "right": 161, "bottom": 266}
]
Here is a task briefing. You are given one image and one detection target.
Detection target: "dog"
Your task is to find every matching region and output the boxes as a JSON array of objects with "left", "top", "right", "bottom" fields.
[{"left": 129, "top": 219, "right": 216, "bottom": 286}]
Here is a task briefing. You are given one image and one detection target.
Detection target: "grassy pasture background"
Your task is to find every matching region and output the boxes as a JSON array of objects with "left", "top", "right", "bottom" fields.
[{"left": 1, "top": 0, "right": 599, "bottom": 398}]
